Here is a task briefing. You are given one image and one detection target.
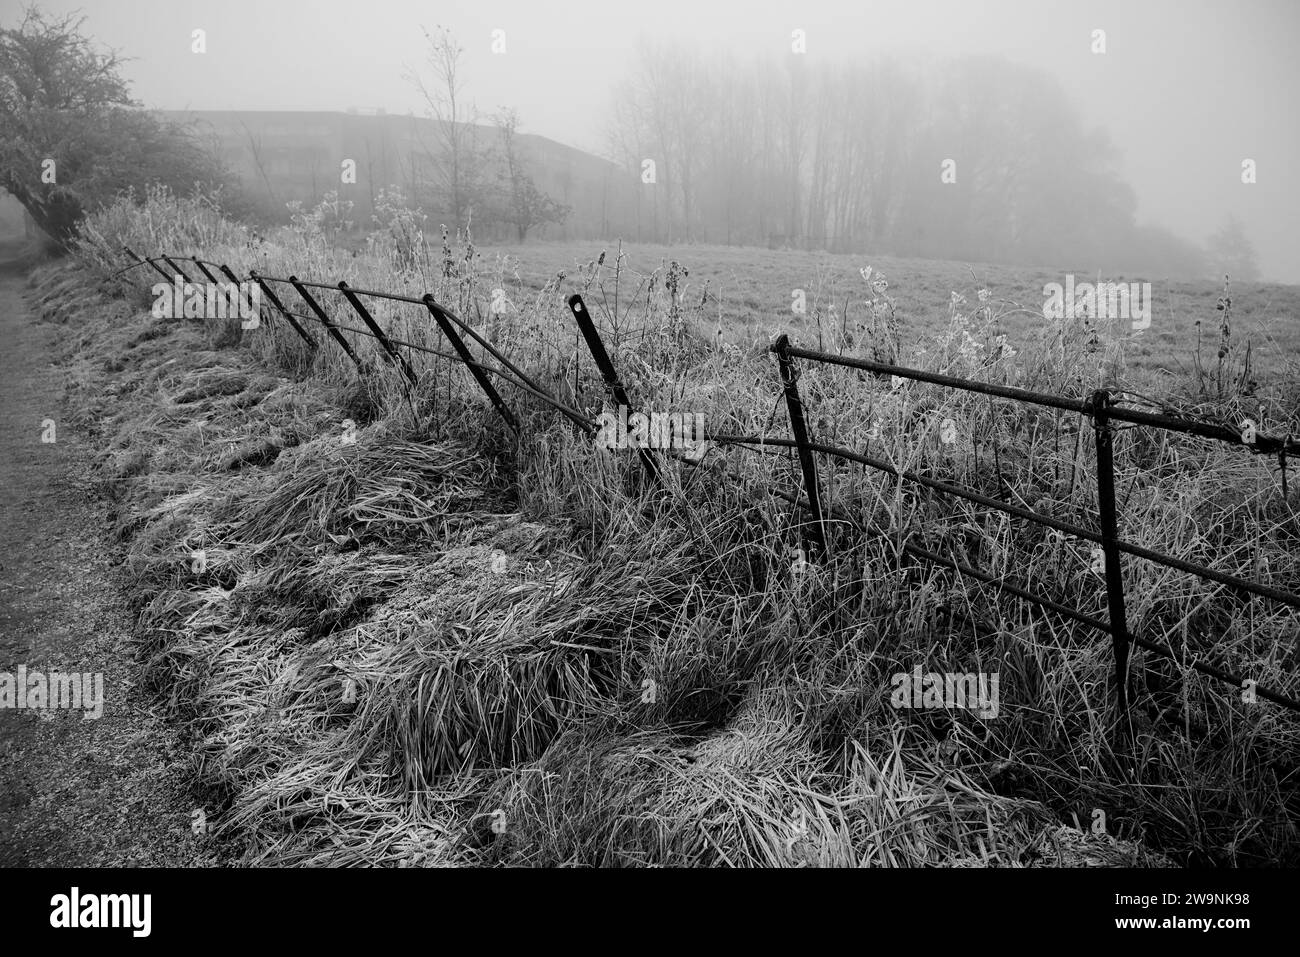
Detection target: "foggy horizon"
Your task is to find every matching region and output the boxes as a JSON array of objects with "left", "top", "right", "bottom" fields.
[{"left": 24, "top": 0, "right": 1298, "bottom": 281}]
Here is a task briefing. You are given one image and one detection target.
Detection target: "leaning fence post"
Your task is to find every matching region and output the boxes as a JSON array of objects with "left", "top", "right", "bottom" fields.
[
  {"left": 128, "top": 248, "right": 176, "bottom": 285},
  {"left": 1090, "top": 388, "right": 1132, "bottom": 721},
  {"left": 189, "top": 260, "right": 234, "bottom": 324},
  {"left": 247, "top": 270, "right": 316, "bottom": 348},
  {"left": 217, "top": 263, "right": 253, "bottom": 324},
  {"left": 421, "top": 294, "right": 519, "bottom": 434},
  {"left": 338, "top": 282, "right": 418, "bottom": 386},
  {"left": 772, "top": 335, "right": 827, "bottom": 558},
  {"left": 427, "top": 297, "right": 568, "bottom": 420},
  {"left": 566, "top": 293, "right": 660, "bottom": 485},
  {"left": 288, "top": 275, "right": 365, "bottom": 373},
  {"left": 162, "top": 256, "right": 195, "bottom": 285},
  {"left": 189, "top": 259, "right": 221, "bottom": 285}
]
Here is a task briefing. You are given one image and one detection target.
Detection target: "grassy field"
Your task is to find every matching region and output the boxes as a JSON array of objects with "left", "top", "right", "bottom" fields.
[
  {"left": 41, "top": 189, "right": 1300, "bottom": 867},
  {"left": 478, "top": 239, "right": 1300, "bottom": 384}
]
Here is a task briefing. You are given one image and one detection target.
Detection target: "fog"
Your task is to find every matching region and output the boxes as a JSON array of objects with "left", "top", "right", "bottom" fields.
[{"left": 30, "top": 0, "right": 1299, "bottom": 280}]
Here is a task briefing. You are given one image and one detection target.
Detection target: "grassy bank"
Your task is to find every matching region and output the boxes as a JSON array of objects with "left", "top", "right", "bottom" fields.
[{"left": 36, "top": 187, "right": 1300, "bottom": 865}]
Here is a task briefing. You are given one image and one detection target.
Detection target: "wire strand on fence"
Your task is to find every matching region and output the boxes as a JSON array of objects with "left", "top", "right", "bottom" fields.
[
  {"left": 711, "top": 431, "right": 1300, "bottom": 611},
  {"left": 249, "top": 295, "right": 595, "bottom": 432},
  {"left": 784, "top": 343, "right": 1300, "bottom": 457},
  {"left": 766, "top": 341, "right": 1300, "bottom": 718},
  {"left": 135, "top": 250, "right": 1300, "bottom": 717}
]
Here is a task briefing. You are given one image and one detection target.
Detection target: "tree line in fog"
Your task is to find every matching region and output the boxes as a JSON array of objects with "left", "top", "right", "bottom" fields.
[{"left": 605, "top": 43, "right": 1244, "bottom": 277}]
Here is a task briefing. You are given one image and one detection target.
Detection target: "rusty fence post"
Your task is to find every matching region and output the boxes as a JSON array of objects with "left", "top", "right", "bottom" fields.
[
  {"left": 217, "top": 264, "right": 258, "bottom": 330},
  {"left": 1090, "top": 389, "right": 1132, "bottom": 721},
  {"left": 567, "top": 293, "right": 659, "bottom": 485},
  {"left": 247, "top": 270, "right": 316, "bottom": 348},
  {"left": 426, "top": 297, "right": 565, "bottom": 417},
  {"left": 288, "top": 275, "right": 364, "bottom": 373},
  {"left": 338, "top": 282, "right": 418, "bottom": 386},
  {"left": 772, "top": 334, "right": 827, "bottom": 558},
  {"left": 421, "top": 294, "right": 519, "bottom": 434},
  {"left": 188, "top": 258, "right": 221, "bottom": 285},
  {"left": 125, "top": 247, "right": 174, "bottom": 285},
  {"left": 162, "top": 256, "right": 195, "bottom": 285}
]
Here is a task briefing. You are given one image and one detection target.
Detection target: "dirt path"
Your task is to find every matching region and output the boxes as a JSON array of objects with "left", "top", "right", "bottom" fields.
[{"left": 0, "top": 239, "right": 207, "bottom": 866}]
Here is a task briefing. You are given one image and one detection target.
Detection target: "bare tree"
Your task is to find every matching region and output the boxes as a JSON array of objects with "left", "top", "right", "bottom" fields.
[
  {"left": 493, "top": 108, "right": 568, "bottom": 241},
  {"left": 407, "top": 25, "right": 490, "bottom": 232}
]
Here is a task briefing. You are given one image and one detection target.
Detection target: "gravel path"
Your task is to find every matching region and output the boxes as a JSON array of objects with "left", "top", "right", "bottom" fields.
[{"left": 0, "top": 239, "right": 208, "bottom": 866}]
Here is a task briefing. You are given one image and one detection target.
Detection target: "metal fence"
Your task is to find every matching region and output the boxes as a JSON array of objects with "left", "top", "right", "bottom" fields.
[
  {"left": 761, "top": 338, "right": 1300, "bottom": 717},
  {"left": 121, "top": 247, "right": 1300, "bottom": 721}
]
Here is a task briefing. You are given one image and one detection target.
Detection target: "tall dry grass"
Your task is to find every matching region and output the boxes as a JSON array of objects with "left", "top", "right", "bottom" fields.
[{"left": 36, "top": 186, "right": 1300, "bottom": 866}]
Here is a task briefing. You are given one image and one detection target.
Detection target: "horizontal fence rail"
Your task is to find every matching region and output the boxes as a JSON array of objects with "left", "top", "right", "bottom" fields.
[
  {"left": 124, "top": 248, "right": 1300, "bottom": 723},
  {"left": 765, "top": 340, "right": 1300, "bottom": 717},
  {"left": 783, "top": 345, "right": 1300, "bottom": 458},
  {"left": 142, "top": 253, "right": 594, "bottom": 433}
]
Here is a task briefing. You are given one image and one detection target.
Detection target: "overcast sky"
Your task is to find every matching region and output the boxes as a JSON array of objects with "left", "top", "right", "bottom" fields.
[{"left": 25, "top": 0, "right": 1300, "bottom": 280}]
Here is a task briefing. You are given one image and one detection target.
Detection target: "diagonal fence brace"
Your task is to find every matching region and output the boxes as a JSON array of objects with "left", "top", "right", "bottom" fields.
[
  {"left": 248, "top": 271, "right": 316, "bottom": 348},
  {"left": 124, "top": 246, "right": 175, "bottom": 285},
  {"left": 339, "top": 282, "right": 418, "bottom": 386},
  {"left": 214, "top": 263, "right": 265, "bottom": 335},
  {"left": 567, "top": 293, "right": 659, "bottom": 484},
  {"left": 426, "top": 296, "right": 583, "bottom": 433},
  {"left": 186, "top": 258, "right": 246, "bottom": 326},
  {"left": 421, "top": 294, "right": 518, "bottom": 434},
  {"left": 188, "top": 258, "right": 221, "bottom": 285},
  {"left": 162, "top": 256, "right": 195, "bottom": 285},
  {"left": 288, "top": 275, "right": 364, "bottom": 372}
]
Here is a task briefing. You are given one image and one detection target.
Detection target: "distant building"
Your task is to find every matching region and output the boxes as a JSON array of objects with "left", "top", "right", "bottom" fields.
[{"left": 161, "top": 110, "right": 633, "bottom": 241}]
